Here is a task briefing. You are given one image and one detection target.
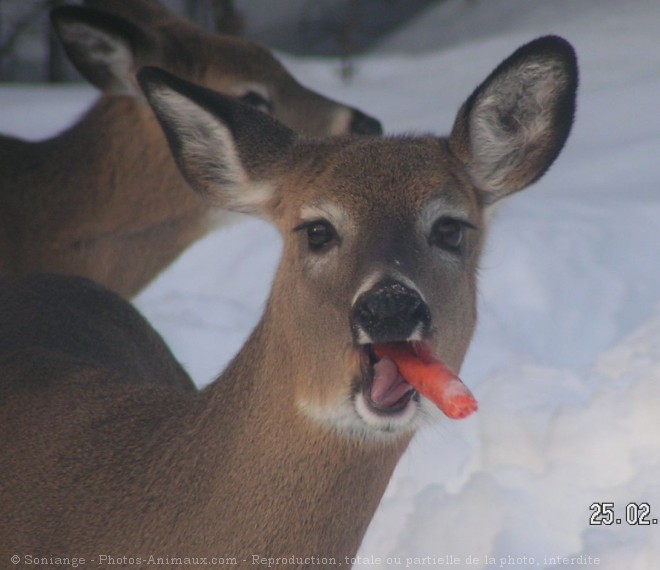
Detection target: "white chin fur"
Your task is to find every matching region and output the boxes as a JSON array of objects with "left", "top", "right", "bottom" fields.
[
  {"left": 354, "top": 392, "right": 419, "bottom": 433},
  {"left": 297, "top": 392, "right": 433, "bottom": 441}
]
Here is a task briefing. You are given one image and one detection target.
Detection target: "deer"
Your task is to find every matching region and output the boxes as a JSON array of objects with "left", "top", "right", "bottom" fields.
[
  {"left": 0, "top": 0, "right": 381, "bottom": 300},
  {"left": 0, "top": 36, "right": 577, "bottom": 567}
]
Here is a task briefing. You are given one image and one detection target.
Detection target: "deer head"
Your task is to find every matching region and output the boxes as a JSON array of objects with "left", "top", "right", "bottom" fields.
[
  {"left": 140, "top": 35, "right": 577, "bottom": 439},
  {"left": 51, "top": 0, "right": 382, "bottom": 136}
]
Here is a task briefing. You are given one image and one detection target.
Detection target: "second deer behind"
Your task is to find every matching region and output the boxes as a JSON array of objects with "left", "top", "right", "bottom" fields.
[{"left": 0, "top": 0, "right": 381, "bottom": 298}]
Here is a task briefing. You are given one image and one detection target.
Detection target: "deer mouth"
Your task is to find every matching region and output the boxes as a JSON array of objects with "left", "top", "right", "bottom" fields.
[{"left": 357, "top": 343, "right": 418, "bottom": 416}]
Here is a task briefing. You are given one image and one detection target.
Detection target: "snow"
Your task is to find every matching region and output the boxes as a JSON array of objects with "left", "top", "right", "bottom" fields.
[{"left": 2, "top": 0, "right": 659, "bottom": 567}]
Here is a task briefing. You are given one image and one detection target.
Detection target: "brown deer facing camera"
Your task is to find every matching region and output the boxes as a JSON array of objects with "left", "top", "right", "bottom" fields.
[
  {"left": 0, "top": 37, "right": 576, "bottom": 567},
  {"left": 0, "top": 0, "right": 381, "bottom": 298}
]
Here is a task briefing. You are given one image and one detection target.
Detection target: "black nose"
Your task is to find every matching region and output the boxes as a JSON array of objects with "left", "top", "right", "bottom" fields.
[
  {"left": 351, "top": 279, "right": 431, "bottom": 343},
  {"left": 350, "top": 110, "right": 383, "bottom": 136}
]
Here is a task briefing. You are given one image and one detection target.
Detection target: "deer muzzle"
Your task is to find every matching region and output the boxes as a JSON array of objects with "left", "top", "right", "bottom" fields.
[{"left": 350, "top": 278, "right": 431, "bottom": 345}]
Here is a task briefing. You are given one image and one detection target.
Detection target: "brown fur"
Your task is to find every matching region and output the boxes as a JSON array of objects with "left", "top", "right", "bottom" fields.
[
  {"left": 0, "top": 0, "right": 381, "bottom": 298},
  {"left": 0, "top": 36, "right": 577, "bottom": 567}
]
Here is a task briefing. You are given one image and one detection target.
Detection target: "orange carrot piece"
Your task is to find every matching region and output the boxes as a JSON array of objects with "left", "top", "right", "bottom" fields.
[{"left": 373, "top": 342, "right": 477, "bottom": 419}]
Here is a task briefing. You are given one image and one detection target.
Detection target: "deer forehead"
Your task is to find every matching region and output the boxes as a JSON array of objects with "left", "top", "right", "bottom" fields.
[
  {"left": 158, "top": 23, "right": 285, "bottom": 85},
  {"left": 205, "top": 35, "right": 285, "bottom": 82},
  {"left": 283, "top": 137, "right": 479, "bottom": 227}
]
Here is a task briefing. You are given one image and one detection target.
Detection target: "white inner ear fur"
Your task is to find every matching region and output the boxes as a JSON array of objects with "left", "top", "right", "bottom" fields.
[
  {"left": 61, "top": 22, "right": 136, "bottom": 92},
  {"left": 148, "top": 87, "right": 274, "bottom": 215},
  {"left": 469, "top": 57, "right": 566, "bottom": 194}
]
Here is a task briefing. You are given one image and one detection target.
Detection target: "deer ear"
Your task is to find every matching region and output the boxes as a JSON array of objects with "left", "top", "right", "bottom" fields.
[
  {"left": 449, "top": 35, "right": 578, "bottom": 203},
  {"left": 51, "top": 6, "right": 156, "bottom": 94},
  {"left": 138, "top": 67, "right": 296, "bottom": 217}
]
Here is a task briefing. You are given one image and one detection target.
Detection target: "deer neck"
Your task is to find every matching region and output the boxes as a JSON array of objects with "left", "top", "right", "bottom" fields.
[{"left": 182, "top": 305, "right": 411, "bottom": 559}]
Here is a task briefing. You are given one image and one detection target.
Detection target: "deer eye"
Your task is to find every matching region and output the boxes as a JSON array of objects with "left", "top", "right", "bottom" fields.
[
  {"left": 294, "top": 220, "right": 339, "bottom": 253},
  {"left": 237, "top": 91, "right": 272, "bottom": 114},
  {"left": 430, "top": 217, "right": 474, "bottom": 252}
]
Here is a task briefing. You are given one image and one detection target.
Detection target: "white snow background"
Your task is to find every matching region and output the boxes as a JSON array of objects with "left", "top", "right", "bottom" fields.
[{"left": 1, "top": 1, "right": 659, "bottom": 568}]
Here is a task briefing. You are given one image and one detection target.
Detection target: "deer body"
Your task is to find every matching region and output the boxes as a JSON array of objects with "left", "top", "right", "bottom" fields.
[
  {"left": 0, "top": 98, "right": 208, "bottom": 297},
  {"left": 0, "top": 0, "right": 381, "bottom": 298},
  {"left": 1, "top": 37, "right": 577, "bottom": 567},
  {"left": 1, "top": 275, "right": 403, "bottom": 559}
]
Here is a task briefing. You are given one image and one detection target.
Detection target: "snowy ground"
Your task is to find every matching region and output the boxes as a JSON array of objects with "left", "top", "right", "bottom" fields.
[{"left": 2, "top": 0, "right": 659, "bottom": 568}]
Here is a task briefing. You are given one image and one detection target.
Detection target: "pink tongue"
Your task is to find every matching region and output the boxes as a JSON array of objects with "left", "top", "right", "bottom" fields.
[{"left": 371, "top": 357, "right": 412, "bottom": 408}]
